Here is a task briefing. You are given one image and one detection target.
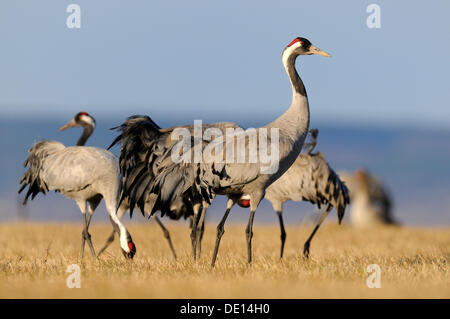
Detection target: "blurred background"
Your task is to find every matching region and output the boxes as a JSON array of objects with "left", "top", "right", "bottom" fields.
[{"left": 1, "top": 1, "right": 449, "bottom": 225}]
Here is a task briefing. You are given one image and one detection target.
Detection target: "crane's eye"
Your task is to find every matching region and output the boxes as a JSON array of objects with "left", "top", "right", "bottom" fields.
[{"left": 288, "top": 38, "right": 302, "bottom": 47}]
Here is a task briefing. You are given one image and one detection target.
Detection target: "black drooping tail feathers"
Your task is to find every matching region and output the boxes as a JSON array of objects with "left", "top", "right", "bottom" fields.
[
  {"left": 18, "top": 141, "right": 56, "bottom": 205},
  {"left": 109, "top": 115, "right": 211, "bottom": 218},
  {"left": 308, "top": 152, "right": 349, "bottom": 224},
  {"left": 325, "top": 165, "right": 350, "bottom": 224},
  {"left": 299, "top": 128, "right": 349, "bottom": 223},
  {"left": 109, "top": 115, "right": 163, "bottom": 216}
]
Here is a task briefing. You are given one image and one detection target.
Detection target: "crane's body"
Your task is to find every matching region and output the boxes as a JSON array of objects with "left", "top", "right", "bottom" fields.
[
  {"left": 27, "top": 143, "right": 119, "bottom": 202},
  {"left": 264, "top": 152, "right": 348, "bottom": 217}
]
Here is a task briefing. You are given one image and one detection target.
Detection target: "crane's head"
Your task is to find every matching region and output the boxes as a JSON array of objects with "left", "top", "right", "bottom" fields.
[
  {"left": 120, "top": 233, "right": 136, "bottom": 259},
  {"left": 121, "top": 241, "right": 136, "bottom": 259},
  {"left": 58, "top": 112, "right": 96, "bottom": 132},
  {"left": 284, "top": 37, "right": 331, "bottom": 57}
]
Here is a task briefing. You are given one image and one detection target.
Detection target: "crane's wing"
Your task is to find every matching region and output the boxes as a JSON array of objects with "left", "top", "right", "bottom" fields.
[
  {"left": 307, "top": 153, "right": 350, "bottom": 223},
  {"left": 267, "top": 152, "right": 349, "bottom": 223},
  {"left": 147, "top": 122, "right": 260, "bottom": 214},
  {"left": 109, "top": 115, "right": 167, "bottom": 216},
  {"left": 111, "top": 115, "right": 245, "bottom": 216},
  {"left": 197, "top": 126, "right": 283, "bottom": 191},
  {"left": 19, "top": 140, "right": 66, "bottom": 204},
  {"left": 41, "top": 147, "right": 118, "bottom": 191}
]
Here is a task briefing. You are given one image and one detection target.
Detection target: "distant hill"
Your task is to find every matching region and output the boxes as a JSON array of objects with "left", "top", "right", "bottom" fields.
[{"left": 2, "top": 118, "right": 449, "bottom": 225}]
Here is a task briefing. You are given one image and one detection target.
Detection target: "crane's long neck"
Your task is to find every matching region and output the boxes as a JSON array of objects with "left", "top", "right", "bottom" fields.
[
  {"left": 284, "top": 52, "right": 307, "bottom": 97},
  {"left": 77, "top": 125, "right": 94, "bottom": 146},
  {"left": 267, "top": 50, "right": 310, "bottom": 153}
]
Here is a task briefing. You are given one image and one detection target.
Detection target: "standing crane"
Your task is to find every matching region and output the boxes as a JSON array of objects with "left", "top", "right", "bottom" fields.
[{"left": 112, "top": 37, "right": 331, "bottom": 266}]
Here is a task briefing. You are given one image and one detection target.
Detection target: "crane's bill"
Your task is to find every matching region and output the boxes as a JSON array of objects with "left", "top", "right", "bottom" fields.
[
  {"left": 309, "top": 45, "right": 331, "bottom": 57},
  {"left": 59, "top": 118, "right": 78, "bottom": 132}
]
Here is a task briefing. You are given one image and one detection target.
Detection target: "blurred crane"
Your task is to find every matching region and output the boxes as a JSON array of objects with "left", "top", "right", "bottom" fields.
[{"left": 339, "top": 169, "right": 397, "bottom": 227}]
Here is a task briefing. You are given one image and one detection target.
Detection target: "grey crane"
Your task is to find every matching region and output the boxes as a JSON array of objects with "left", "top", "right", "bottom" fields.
[
  {"left": 19, "top": 112, "right": 136, "bottom": 259},
  {"left": 339, "top": 169, "right": 397, "bottom": 227},
  {"left": 232, "top": 129, "right": 349, "bottom": 259},
  {"left": 112, "top": 36, "right": 331, "bottom": 266}
]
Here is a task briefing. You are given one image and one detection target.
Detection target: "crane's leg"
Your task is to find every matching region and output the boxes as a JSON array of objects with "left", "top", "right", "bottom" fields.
[
  {"left": 246, "top": 210, "right": 256, "bottom": 264},
  {"left": 197, "top": 212, "right": 206, "bottom": 258},
  {"left": 246, "top": 192, "right": 264, "bottom": 264},
  {"left": 277, "top": 212, "right": 287, "bottom": 259},
  {"left": 153, "top": 215, "right": 177, "bottom": 260},
  {"left": 211, "top": 197, "right": 237, "bottom": 268},
  {"left": 271, "top": 201, "right": 286, "bottom": 259},
  {"left": 82, "top": 196, "right": 101, "bottom": 258},
  {"left": 303, "top": 205, "right": 332, "bottom": 258},
  {"left": 80, "top": 212, "right": 88, "bottom": 260},
  {"left": 195, "top": 203, "right": 208, "bottom": 259},
  {"left": 76, "top": 200, "right": 92, "bottom": 260},
  {"left": 190, "top": 203, "right": 202, "bottom": 261},
  {"left": 277, "top": 211, "right": 287, "bottom": 259},
  {"left": 84, "top": 204, "right": 97, "bottom": 257}
]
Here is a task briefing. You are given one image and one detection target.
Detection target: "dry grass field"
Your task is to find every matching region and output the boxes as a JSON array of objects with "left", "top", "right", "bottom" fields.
[{"left": 0, "top": 222, "right": 448, "bottom": 298}]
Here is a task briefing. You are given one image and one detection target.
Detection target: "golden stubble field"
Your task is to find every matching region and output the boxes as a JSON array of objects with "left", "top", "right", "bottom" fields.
[{"left": 0, "top": 221, "right": 448, "bottom": 298}]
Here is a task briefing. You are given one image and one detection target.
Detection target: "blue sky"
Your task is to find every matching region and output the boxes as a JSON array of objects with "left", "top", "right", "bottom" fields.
[{"left": 1, "top": 1, "right": 449, "bottom": 129}]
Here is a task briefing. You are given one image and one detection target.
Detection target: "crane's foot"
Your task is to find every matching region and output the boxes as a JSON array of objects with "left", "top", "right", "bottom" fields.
[
  {"left": 80, "top": 230, "right": 97, "bottom": 259},
  {"left": 190, "top": 229, "right": 198, "bottom": 262},
  {"left": 79, "top": 238, "right": 85, "bottom": 260},
  {"left": 165, "top": 233, "right": 177, "bottom": 261},
  {"left": 303, "top": 242, "right": 310, "bottom": 259},
  {"left": 81, "top": 230, "right": 96, "bottom": 257}
]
